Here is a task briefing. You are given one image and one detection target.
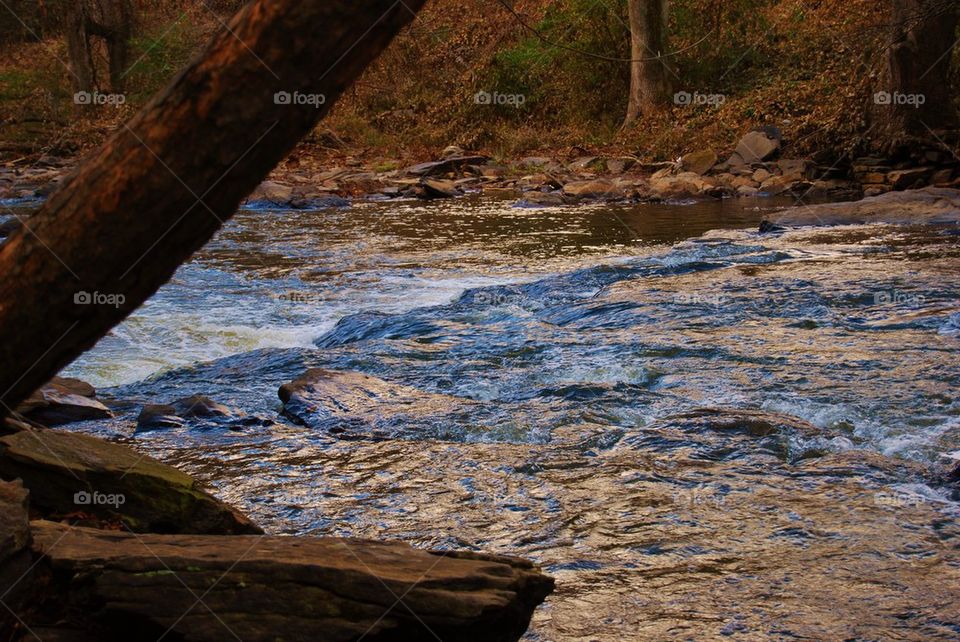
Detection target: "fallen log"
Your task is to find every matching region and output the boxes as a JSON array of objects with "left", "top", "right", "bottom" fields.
[{"left": 29, "top": 520, "right": 554, "bottom": 642}]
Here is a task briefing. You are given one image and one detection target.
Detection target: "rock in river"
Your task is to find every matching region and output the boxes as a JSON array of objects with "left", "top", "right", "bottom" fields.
[
  {"left": 137, "top": 394, "right": 239, "bottom": 431},
  {"left": 15, "top": 376, "right": 112, "bottom": 426}
]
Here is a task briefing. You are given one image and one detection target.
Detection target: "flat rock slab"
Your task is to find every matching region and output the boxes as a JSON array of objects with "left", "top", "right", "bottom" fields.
[
  {"left": 773, "top": 186, "right": 960, "bottom": 226},
  {"left": 0, "top": 429, "right": 260, "bottom": 534},
  {"left": 30, "top": 520, "right": 553, "bottom": 642}
]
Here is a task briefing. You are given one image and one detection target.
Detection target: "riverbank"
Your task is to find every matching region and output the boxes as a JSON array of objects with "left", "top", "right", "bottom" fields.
[{"left": 4, "top": 127, "right": 960, "bottom": 212}]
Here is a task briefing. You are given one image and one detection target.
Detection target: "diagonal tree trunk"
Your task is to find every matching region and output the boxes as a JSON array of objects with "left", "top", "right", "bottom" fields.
[{"left": 0, "top": 0, "right": 427, "bottom": 415}]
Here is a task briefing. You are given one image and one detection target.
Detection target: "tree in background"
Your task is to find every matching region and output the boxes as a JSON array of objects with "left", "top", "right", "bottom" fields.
[
  {"left": 64, "top": 0, "right": 135, "bottom": 93},
  {"left": 871, "top": 0, "right": 958, "bottom": 148},
  {"left": 623, "top": 0, "right": 672, "bottom": 127}
]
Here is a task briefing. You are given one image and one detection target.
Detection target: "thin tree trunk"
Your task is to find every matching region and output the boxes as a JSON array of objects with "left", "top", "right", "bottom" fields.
[
  {"left": 872, "top": 0, "right": 958, "bottom": 146},
  {"left": 0, "top": 0, "right": 427, "bottom": 415},
  {"left": 623, "top": 0, "right": 672, "bottom": 127}
]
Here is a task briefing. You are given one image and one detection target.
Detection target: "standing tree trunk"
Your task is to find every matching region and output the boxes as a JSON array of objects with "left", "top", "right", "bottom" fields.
[
  {"left": 64, "top": 0, "right": 95, "bottom": 92},
  {"left": 0, "top": 0, "right": 427, "bottom": 415},
  {"left": 871, "top": 0, "right": 958, "bottom": 146},
  {"left": 64, "top": 0, "right": 136, "bottom": 93},
  {"left": 623, "top": 0, "right": 672, "bottom": 128},
  {"left": 92, "top": 0, "right": 135, "bottom": 92}
]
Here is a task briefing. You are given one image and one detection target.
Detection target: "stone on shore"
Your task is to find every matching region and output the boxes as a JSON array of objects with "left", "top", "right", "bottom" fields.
[
  {"left": 0, "top": 429, "right": 261, "bottom": 534},
  {"left": 650, "top": 172, "right": 713, "bottom": 199},
  {"left": 730, "top": 128, "right": 782, "bottom": 165},
  {"left": 29, "top": 520, "right": 553, "bottom": 642},
  {"left": 562, "top": 178, "right": 625, "bottom": 201},
  {"left": 417, "top": 177, "right": 463, "bottom": 199},
  {"left": 15, "top": 376, "right": 112, "bottom": 426},
  {"left": 405, "top": 155, "right": 489, "bottom": 177},
  {"left": 516, "top": 191, "right": 567, "bottom": 207},
  {"left": 681, "top": 149, "right": 718, "bottom": 175}
]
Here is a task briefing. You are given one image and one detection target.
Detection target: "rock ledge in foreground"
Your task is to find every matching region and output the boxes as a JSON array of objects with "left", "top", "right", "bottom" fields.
[{"left": 29, "top": 520, "right": 553, "bottom": 642}]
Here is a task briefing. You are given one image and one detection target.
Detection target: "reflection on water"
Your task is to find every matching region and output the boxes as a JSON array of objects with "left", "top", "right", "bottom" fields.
[{"left": 24, "top": 193, "right": 960, "bottom": 640}]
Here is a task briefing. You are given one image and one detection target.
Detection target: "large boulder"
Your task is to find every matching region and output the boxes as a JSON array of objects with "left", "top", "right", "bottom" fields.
[
  {"left": 16, "top": 376, "right": 112, "bottom": 426},
  {"left": 772, "top": 186, "right": 960, "bottom": 226},
  {"left": 730, "top": 128, "right": 782, "bottom": 165},
  {"left": 29, "top": 520, "right": 554, "bottom": 642},
  {"left": 0, "top": 429, "right": 261, "bottom": 534},
  {"left": 649, "top": 172, "right": 713, "bottom": 199},
  {"left": 681, "top": 149, "right": 718, "bottom": 175}
]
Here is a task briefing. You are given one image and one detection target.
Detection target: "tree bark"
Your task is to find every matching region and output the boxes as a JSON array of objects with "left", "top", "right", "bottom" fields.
[
  {"left": 871, "top": 0, "right": 958, "bottom": 145},
  {"left": 623, "top": 0, "right": 672, "bottom": 127},
  {"left": 0, "top": 0, "right": 427, "bottom": 415}
]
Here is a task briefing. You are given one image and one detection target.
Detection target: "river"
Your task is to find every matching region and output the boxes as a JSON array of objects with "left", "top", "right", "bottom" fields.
[{"left": 8, "top": 193, "right": 959, "bottom": 640}]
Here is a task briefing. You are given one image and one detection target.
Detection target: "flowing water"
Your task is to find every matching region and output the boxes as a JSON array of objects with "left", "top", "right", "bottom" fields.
[{"left": 8, "top": 194, "right": 960, "bottom": 640}]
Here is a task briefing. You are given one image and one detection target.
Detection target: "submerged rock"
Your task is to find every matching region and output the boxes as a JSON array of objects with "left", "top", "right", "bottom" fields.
[
  {"left": 620, "top": 407, "right": 825, "bottom": 463},
  {"left": 279, "top": 368, "right": 465, "bottom": 439},
  {"left": 27, "top": 519, "right": 553, "bottom": 642},
  {"left": 15, "top": 376, "right": 112, "bottom": 426},
  {"left": 0, "top": 428, "right": 261, "bottom": 534}
]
